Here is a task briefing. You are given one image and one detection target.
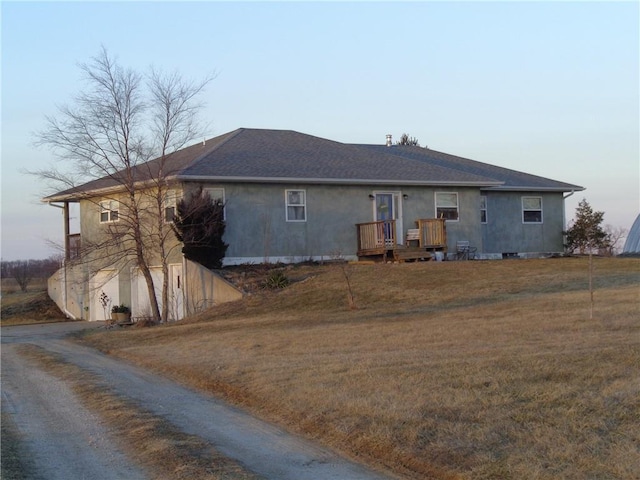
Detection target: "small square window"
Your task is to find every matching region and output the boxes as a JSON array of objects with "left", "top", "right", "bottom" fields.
[
  {"left": 436, "top": 192, "right": 459, "bottom": 221},
  {"left": 165, "top": 206, "right": 175, "bottom": 223},
  {"left": 164, "top": 190, "right": 178, "bottom": 223},
  {"left": 286, "top": 189, "right": 306, "bottom": 222},
  {"left": 522, "top": 197, "right": 543, "bottom": 223},
  {"left": 203, "top": 188, "right": 226, "bottom": 220},
  {"left": 99, "top": 200, "right": 119, "bottom": 223}
]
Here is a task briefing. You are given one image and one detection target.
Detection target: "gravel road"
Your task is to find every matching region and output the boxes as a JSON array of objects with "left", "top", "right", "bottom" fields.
[{"left": 1, "top": 322, "right": 395, "bottom": 480}]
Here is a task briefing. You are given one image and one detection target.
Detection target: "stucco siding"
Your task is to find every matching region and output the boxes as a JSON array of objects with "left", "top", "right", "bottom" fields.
[
  {"left": 79, "top": 190, "right": 184, "bottom": 267},
  {"left": 78, "top": 183, "right": 567, "bottom": 265},
  {"left": 481, "top": 191, "right": 565, "bottom": 254},
  {"left": 185, "top": 183, "right": 488, "bottom": 263},
  {"left": 196, "top": 183, "right": 373, "bottom": 261}
]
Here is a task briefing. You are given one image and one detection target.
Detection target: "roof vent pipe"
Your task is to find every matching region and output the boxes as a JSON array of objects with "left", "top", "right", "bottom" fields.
[{"left": 386, "top": 134, "right": 392, "bottom": 147}]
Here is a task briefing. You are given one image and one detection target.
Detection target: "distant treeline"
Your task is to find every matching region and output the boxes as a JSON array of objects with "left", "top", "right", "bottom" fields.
[{"left": 1, "top": 257, "right": 62, "bottom": 292}]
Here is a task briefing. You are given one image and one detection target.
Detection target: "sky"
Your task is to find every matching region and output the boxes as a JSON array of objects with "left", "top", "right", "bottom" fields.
[{"left": 1, "top": 1, "right": 638, "bottom": 261}]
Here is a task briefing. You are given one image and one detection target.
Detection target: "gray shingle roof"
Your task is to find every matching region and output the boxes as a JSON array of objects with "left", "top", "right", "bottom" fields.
[
  {"left": 359, "top": 144, "right": 584, "bottom": 192},
  {"left": 177, "top": 129, "right": 500, "bottom": 185},
  {"left": 44, "top": 128, "right": 583, "bottom": 201}
]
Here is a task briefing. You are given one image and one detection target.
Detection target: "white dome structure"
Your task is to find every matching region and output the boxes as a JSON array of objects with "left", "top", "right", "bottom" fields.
[{"left": 621, "top": 214, "right": 640, "bottom": 255}]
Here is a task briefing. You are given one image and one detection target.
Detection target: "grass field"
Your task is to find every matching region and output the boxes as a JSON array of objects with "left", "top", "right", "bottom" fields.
[
  {"left": 1, "top": 278, "right": 66, "bottom": 326},
  {"left": 79, "top": 257, "right": 640, "bottom": 479}
]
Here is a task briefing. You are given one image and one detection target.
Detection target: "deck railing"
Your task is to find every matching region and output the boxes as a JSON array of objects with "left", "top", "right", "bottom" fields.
[
  {"left": 356, "top": 218, "right": 448, "bottom": 260},
  {"left": 356, "top": 220, "right": 397, "bottom": 255},
  {"left": 416, "top": 218, "right": 447, "bottom": 249}
]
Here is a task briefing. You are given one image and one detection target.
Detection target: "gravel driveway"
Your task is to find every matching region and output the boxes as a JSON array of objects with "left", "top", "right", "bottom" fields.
[{"left": 1, "top": 322, "right": 395, "bottom": 480}]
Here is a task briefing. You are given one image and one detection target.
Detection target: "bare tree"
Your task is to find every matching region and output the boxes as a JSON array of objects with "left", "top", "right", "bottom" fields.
[
  {"left": 1, "top": 257, "right": 62, "bottom": 292},
  {"left": 33, "top": 47, "right": 212, "bottom": 322},
  {"left": 8, "top": 261, "right": 32, "bottom": 292},
  {"left": 330, "top": 252, "right": 357, "bottom": 310},
  {"left": 604, "top": 225, "right": 628, "bottom": 256}
]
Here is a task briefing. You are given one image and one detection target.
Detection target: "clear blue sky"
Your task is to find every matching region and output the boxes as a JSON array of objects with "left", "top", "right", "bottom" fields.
[{"left": 2, "top": 1, "right": 638, "bottom": 260}]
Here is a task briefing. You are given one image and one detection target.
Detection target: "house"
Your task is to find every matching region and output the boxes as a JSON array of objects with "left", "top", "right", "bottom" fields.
[{"left": 44, "top": 128, "right": 584, "bottom": 321}]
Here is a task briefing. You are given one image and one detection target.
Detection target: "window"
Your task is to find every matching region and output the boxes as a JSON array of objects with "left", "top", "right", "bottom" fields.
[
  {"left": 99, "top": 200, "right": 119, "bottom": 223},
  {"left": 203, "top": 188, "right": 226, "bottom": 219},
  {"left": 286, "top": 189, "right": 306, "bottom": 222},
  {"left": 480, "top": 195, "right": 487, "bottom": 224},
  {"left": 164, "top": 190, "right": 178, "bottom": 223},
  {"left": 522, "top": 197, "right": 543, "bottom": 223},
  {"left": 436, "top": 192, "right": 459, "bottom": 221}
]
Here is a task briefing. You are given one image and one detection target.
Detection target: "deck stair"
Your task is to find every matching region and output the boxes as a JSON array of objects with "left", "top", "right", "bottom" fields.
[{"left": 393, "top": 246, "right": 432, "bottom": 263}]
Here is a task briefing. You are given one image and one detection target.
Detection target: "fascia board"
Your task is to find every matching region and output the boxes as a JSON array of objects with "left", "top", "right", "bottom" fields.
[
  {"left": 42, "top": 177, "right": 181, "bottom": 203},
  {"left": 43, "top": 186, "right": 123, "bottom": 203},
  {"left": 481, "top": 185, "right": 585, "bottom": 193}
]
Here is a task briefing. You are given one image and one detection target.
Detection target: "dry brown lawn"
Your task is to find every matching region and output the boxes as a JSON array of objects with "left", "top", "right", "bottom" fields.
[
  {"left": 1, "top": 278, "right": 66, "bottom": 326},
  {"left": 81, "top": 257, "right": 640, "bottom": 479}
]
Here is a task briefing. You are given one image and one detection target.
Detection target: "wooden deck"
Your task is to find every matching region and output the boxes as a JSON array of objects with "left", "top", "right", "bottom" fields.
[
  {"left": 356, "top": 218, "right": 447, "bottom": 262},
  {"left": 355, "top": 220, "right": 396, "bottom": 261}
]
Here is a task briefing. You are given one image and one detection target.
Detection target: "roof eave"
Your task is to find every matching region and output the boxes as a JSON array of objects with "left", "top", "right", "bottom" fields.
[
  {"left": 481, "top": 185, "right": 585, "bottom": 193},
  {"left": 42, "top": 176, "right": 181, "bottom": 203},
  {"left": 42, "top": 190, "right": 113, "bottom": 203}
]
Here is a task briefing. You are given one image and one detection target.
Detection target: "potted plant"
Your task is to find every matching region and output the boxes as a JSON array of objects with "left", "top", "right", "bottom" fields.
[
  {"left": 110, "top": 304, "right": 119, "bottom": 322},
  {"left": 114, "top": 304, "right": 131, "bottom": 323}
]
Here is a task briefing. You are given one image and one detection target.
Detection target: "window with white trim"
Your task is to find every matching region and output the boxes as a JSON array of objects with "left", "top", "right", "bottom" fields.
[
  {"left": 436, "top": 192, "right": 459, "bottom": 221},
  {"left": 164, "top": 190, "right": 178, "bottom": 223},
  {"left": 480, "top": 195, "right": 487, "bottom": 224},
  {"left": 203, "top": 188, "right": 226, "bottom": 219},
  {"left": 522, "top": 197, "right": 543, "bottom": 223},
  {"left": 286, "top": 189, "right": 306, "bottom": 222},
  {"left": 99, "top": 200, "right": 119, "bottom": 223}
]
